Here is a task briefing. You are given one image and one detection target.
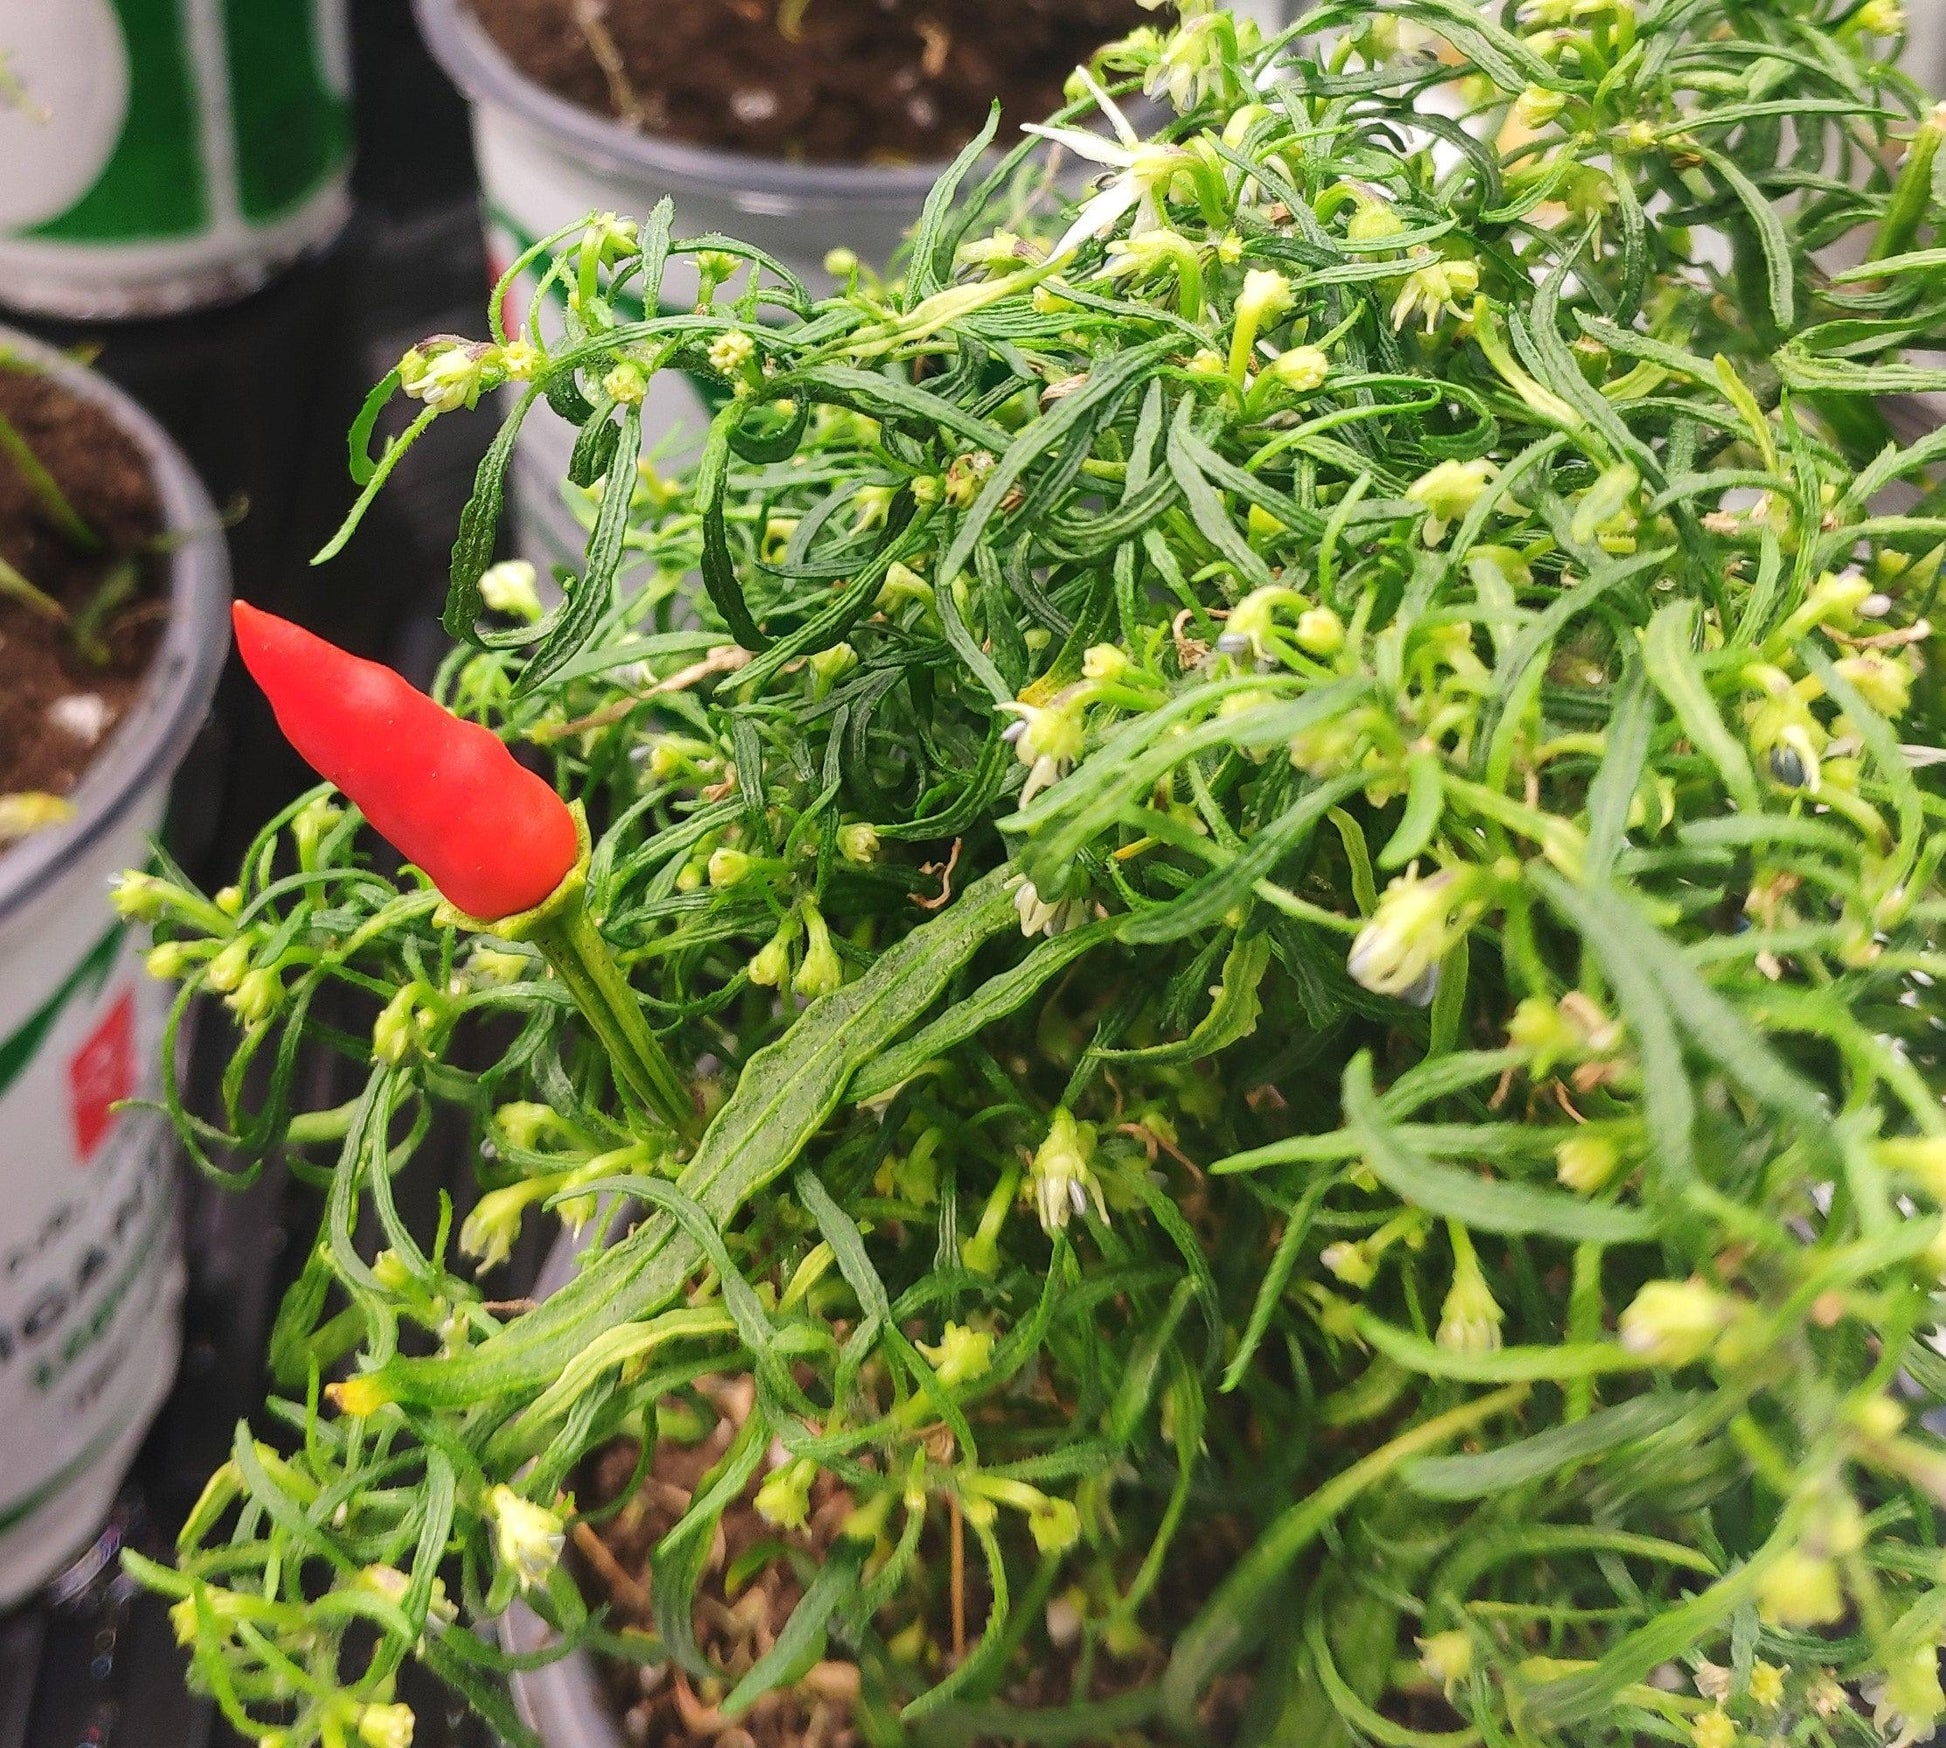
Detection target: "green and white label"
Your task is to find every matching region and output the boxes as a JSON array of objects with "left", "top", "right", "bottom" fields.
[{"left": 0, "top": 0, "right": 352, "bottom": 316}]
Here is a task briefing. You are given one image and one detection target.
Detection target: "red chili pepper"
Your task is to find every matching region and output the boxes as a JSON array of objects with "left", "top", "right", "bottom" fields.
[{"left": 231, "top": 602, "right": 578, "bottom": 920}]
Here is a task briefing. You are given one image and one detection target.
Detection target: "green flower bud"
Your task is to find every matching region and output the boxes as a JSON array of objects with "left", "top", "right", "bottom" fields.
[
  {"left": 838, "top": 823, "right": 880, "bottom": 864},
  {"left": 602, "top": 361, "right": 648, "bottom": 406},
  {"left": 708, "top": 847, "right": 756, "bottom": 888},
  {"left": 146, "top": 940, "right": 195, "bottom": 981},
  {"left": 205, "top": 937, "right": 253, "bottom": 994},
  {"left": 793, "top": 904, "right": 844, "bottom": 999},
  {"left": 1619, "top": 1278, "right": 1732, "bottom": 1368},
  {"left": 755, "top": 1457, "right": 817, "bottom": 1531},
  {"left": 356, "top": 1704, "right": 416, "bottom": 1748}
]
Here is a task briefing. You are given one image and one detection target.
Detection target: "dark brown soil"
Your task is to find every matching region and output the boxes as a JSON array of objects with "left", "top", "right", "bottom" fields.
[
  {"left": 0, "top": 361, "right": 164, "bottom": 822},
  {"left": 581, "top": 1374, "right": 1252, "bottom": 1748},
  {"left": 466, "top": 0, "right": 1148, "bottom": 163}
]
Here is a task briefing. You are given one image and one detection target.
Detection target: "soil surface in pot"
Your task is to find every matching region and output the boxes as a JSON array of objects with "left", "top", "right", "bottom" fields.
[
  {"left": 0, "top": 362, "right": 165, "bottom": 826},
  {"left": 578, "top": 1376, "right": 1255, "bottom": 1746},
  {"left": 467, "top": 0, "right": 1149, "bottom": 163}
]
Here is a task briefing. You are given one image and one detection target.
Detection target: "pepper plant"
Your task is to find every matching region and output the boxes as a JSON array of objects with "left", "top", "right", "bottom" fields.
[{"left": 127, "top": 3, "right": 1946, "bottom": 1745}]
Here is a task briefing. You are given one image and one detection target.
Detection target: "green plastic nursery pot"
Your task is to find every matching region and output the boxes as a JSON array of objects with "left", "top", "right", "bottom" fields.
[
  {"left": 0, "top": 0, "right": 353, "bottom": 318},
  {"left": 0, "top": 327, "right": 228, "bottom": 1605}
]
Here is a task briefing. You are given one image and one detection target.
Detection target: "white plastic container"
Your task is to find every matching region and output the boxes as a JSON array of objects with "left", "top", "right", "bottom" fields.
[
  {"left": 504, "top": 1227, "right": 628, "bottom": 1748},
  {"left": 0, "top": 328, "right": 229, "bottom": 1606},
  {"left": 416, "top": 0, "right": 1287, "bottom": 578},
  {"left": 0, "top": 0, "right": 353, "bottom": 319}
]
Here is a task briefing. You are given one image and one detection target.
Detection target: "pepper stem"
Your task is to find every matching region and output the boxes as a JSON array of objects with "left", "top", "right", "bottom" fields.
[
  {"left": 529, "top": 887, "right": 695, "bottom": 1139},
  {"left": 439, "top": 803, "right": 696, "bottom": 1141}
]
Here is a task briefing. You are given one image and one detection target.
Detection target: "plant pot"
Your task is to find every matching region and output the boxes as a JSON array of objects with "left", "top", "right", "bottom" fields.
[
  {"left": 0, "top": 0, "right": 354, "bottom": 319},
  {"left": 503, "top": 1226, "right": 625, "bottom": 1748},
  {"left": 414, "top": 0, "right": 1289, "bottom": 577},
  {"left": 0, "top": 326, "right": 229, "bottom": 1607}
]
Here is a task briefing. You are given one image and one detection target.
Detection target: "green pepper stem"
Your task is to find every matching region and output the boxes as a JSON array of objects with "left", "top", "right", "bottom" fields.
[{"left": 530, "top": 886, "right": 697, "bottom": 1141}]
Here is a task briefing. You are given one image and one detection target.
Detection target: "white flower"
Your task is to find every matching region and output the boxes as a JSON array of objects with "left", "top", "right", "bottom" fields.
[
  {"left": 1866, "top": 1647, "right": 1943, "bottom": 1748},
  {"left": 1390, "top": 253, "right": 1481, "bottom": 335},
  {"left": 1025, "top": 69, "right": 1194, "bottom": 262},
  {"left": 1001, "top": 695, "right": 1087, "bottom": 802},
  {"left": 1145, "top": 12, "right": 1230, "bottom": 113},
  {"left": 1010, "top": 875, "right": 1087, "bottom": 939},
  {"left": 398, "top": 339, "right": 495, "bottom": 413},
  {"left": 486, "top": 1486, "right": 564, "bottom": 1592},
  {"left": 1347, "top": 868, "right": 1482, "bottom": 1002},
  {"left": 1029, "top": 1108, "right": 1106, "bottom": 1234}
]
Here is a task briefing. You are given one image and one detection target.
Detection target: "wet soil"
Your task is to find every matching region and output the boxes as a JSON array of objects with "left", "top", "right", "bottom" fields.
[
  {"left": 0, "top": 360, "right": 164, "bottom": 830},
  {"left": 466, "top": 0, "right": 1148, "bottom": 163}
]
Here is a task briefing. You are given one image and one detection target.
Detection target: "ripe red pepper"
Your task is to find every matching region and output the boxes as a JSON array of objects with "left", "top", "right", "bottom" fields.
[{"left": 231, "top": 602, "right": 578, "bottom": 921}]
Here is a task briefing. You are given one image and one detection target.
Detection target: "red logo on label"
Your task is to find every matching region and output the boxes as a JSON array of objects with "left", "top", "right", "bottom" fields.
[{"left": 68, "top": 990, "right": 136, "bottom": 1161}]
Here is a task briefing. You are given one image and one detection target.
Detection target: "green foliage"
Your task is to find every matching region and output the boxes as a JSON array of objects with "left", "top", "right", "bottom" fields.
[{"left": 128, "top": 2, "right": 1946, "bottom": 1744}]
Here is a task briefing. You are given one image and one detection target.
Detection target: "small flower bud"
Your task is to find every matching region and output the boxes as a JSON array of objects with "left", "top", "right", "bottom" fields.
[
  {"left": 145, "top": 940, "right": 195, "bottom": 981},
  {"left": 1406, "top": 459, "right": 1496, "bottom": 547},
  {"left": 838, "top": 823, "right": 880, "bottom": 864},
  {"left": 793, "top": 904, "right": 844, "bottom": 999},
  {"left": 1417, "top": 1631, "right": 1472, "bottom": 1698},
  {"left": 824, "top": 246, "right": 859, "bottom": 279},
  {"left": 479, "top": 559, "right": 543, "bottom": 622},
  {"left": 1295, "top": 605, "right": 1344, "bottom": 656},
  {"left": 1269, "top": 345, "right": 1330, "bottom": 393},
  {"left": 1436, "top": 1235, "right": 1503, "bottom": 1354},
  {"left": 1321, "top": 1241, "right": 1377, "bottom": 1288},
  {"left": 749, "top": 925, "right": 794, "bottom": 989},
  {"left": 1619, "top": 1278, "right": 1732, "bottom": 1368},
  {"left": 227, "top": 967, "right": 284, "bottom": 1028},
  {"left": 808, "top": 641, "right": 858, "bottom": 696},
  {"left": 1834, "top": 651, "right": 1913, "bottom": 718},
  {"left": 1513, "top": 85, "right": 1568, "bottom": 128},
  {"left": 205, "top": 937, "right": 253, "bottom": 994},
  {"left": 373, "top": 983, "right": 434, "bottom": 1066},
  {"left": 603, "top": 361, "right": 647, "bottom": 405},
  {"left": 486, "top": 1486, "right": 564, "bottom": 1592},
  {"left": 1555, "top": 1133, "right": 1620, "bottom": 1194},
  {"left": 708, "top": 330, "right": 757, "bottom": 376},
  {"left": 356, "top": 1704, "right": 416, "bottom": 1748},
  {"left": 1028, "top": 1494, "right": 1082, "bottom": 1554},
  {"left": 755, "top": 1457, "right": 817, "bottom": 1531},
  {"left": 1082, "top": 643, "right": 1131, "bottom": 683},
  {"left": 111, "top": 871, "right": 171, "bottom": 921},
  {"left": 214, "top": 885, "right": 243, "bottom": 917},
  {"left": 708, "top": 847, "right": 756, "bottom": 888}
]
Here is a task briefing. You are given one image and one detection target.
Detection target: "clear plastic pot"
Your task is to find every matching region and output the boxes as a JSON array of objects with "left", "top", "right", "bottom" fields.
[{"left": 0, "top": 327, "right": 229, "bottom": 1605}]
